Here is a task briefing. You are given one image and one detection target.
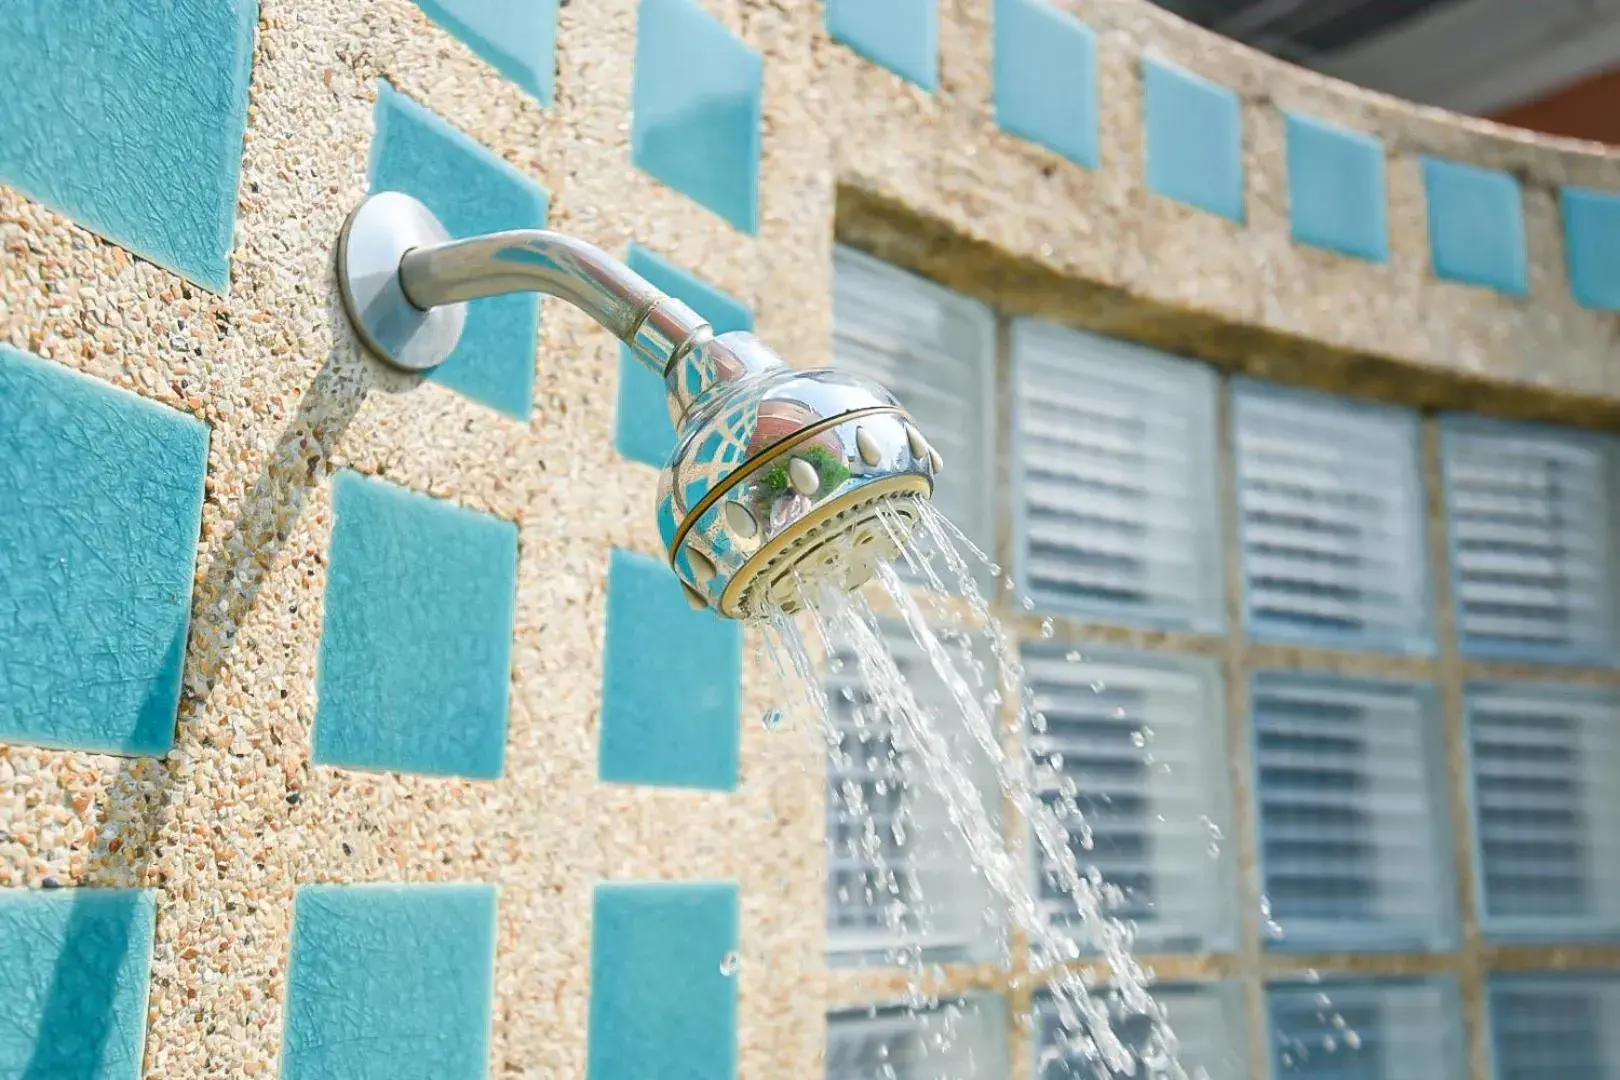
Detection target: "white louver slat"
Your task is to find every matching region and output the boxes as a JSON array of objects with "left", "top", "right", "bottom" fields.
[
  {"left": 1232, "top": 381, "right": 1433, "bottom": 654},
  {"left": 1467, "top": 682, "right": 1620, "bottom": 940},
  {"left": 1489, "top": 975, "right": 1620, "bottom": 1080},
  {"left": 833, "top": 245, "right": 996, "bottom": 562},
  {"left": 1252, "top": 672, "right": 1456, "bottom": 950},
  {"left": 1270, "top": 979, "right": 1467, "bottom": 1080},
  {"left": 1022, "top": 646, "right": 1237, "bottom": 952},
  {"left": 1012, "top": 320, "right": 1224, "bottom": 631},
  {"left": 826, "top": 996, "right": 1005, "bottom": 1080},
  {"left": 1441, "top": 417, "right": 1620, "bottom": 665},
  {"left": 825, "top": 624, "right": 1000, "bottom": 963},
  {"left": 1034, "top": 981, "right": 1249, "bottom": 1080}
]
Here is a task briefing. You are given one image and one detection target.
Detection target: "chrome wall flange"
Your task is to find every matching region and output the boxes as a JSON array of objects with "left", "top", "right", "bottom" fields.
[{"left": 336, "top": 191, "right": 467, "bottom": 372}]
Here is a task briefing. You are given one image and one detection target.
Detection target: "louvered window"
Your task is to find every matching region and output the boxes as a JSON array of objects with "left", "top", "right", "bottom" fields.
[
  {"left": 1467, "top": 681, "right": 1620, "bottom": 940},
  {"left": 1012, "top": 320, "right": 1224, "bottom": 630},
  {"left": 833, "top": 245, "right": 997, "bottom": 562},
  {"left": 1489, "top": 975, "right": 1620, "bottom": 1080},
  {"left": 1270, "top": 978, "right": 1467, "bottom": 1079},
  {"left": 825, "top": 624, "right": 1001, "bottom": 964},
  {"left": 1022, "top": 646, "right": 1237, "bottom": 951},
  {"left": 826, "top": 996, "right": 1006, "bottom": 1079},
  {"left": 1441, "top": 416, "right": 1620, "bottom": 665},
  {"left": 1252, "top": 672, "right": 1456, "bottom": 950},
  {"left": 1034, "top": 981, "right": 1248, "bottom": 1080},
  {"left": 1232, "top": 381, "right": 1433, "bottom": 653}
]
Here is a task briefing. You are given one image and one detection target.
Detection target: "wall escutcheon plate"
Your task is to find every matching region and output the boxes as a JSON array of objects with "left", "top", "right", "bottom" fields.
[{"left": 336, "top": 191, "right": 466, "bottom": 373}]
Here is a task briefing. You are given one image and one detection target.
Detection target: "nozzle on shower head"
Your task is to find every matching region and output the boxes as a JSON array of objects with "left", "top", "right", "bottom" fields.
[{"left": 336, "top": 192, "right": 941, "bottom": 621}]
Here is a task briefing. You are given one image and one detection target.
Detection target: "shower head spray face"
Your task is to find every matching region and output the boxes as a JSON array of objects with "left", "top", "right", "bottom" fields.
[
  {"left": 334, "top": 193, "right": 940, "bottom": 621},
  {"left": 657, "top": 332, "right": 939, "bottom": 620}
]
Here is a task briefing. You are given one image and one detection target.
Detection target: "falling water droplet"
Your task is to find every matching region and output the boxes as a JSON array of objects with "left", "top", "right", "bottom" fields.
[
  {"left": 1040, "top": 618, "right": 1055, "bottom": 638},
  {"left": 1323, "top": 1036, "right": 1337, "bottom": 1054},
  {"left": 720, "top": 951, "right": 740, "bottom": 976},
  {"left": 1065, "top": 650, "right": 1083, "bottom": 662},
  {"left": 762, "top": 708, "right": 784, "bottom": 731},
  {"left": 1344, "top": 1031, "right": 1362, "bottom": 1050},
  {"left": 1315, "top": 993, "right": 1332, "bottom": 1009},
  {"left": 1021, "top": 596, "right": 1035, "bottom": 611},
  {"left": 1130, "top": 731, "right": 1146, "bottom": 748}
]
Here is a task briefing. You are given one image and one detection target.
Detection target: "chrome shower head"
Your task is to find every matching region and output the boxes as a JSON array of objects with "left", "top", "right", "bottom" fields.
[
  {"left": 658, "top": 332, "right": 938, "bottom": 619},
  {"left": 336, "top": 192, "right": 940, "bottom": 621}
]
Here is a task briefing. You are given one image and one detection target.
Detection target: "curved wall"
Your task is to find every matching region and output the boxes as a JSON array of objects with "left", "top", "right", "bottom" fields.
[{"left": 0, "top": 0, "right": 1616, "bottom": 1077}]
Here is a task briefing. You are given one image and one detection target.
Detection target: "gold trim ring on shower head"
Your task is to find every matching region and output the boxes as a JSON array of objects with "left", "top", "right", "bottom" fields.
[
  {"left": 665, "top": 404, "right": 912, "bottom": 566},
  {"left": 718, "top": 473, "right": 931, "bottom": 618}
]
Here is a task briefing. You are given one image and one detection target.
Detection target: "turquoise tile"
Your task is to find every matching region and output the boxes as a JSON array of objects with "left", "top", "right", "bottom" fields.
[
  {"left": 1285, "top": 112, "right": 1389, "bottom": 263},
  {"left": 1422, "top": 157, "right": 1527, "bottom": 295},
  {"left": 0, "top": 347, "right": 207, "bottom": 756},
  {"left": 371, "top": 84, "right": 551, "bottom": 419},
  {"left": 410, "top": 0, "right": 559, "bottom": 105},
  {"left": 0, "top": 1, "right": 255, "bottom": 292},
  {"left": 1142, "top": 58, "right": 1245, "bottom": 223},
  {"left": 1563, "top": 186, "right": 1620, "bottom": 311},
  {"left": 589, "top": 882, "right": 738, "bottom": 1079},
  {"left": 826, "top": 0, "right": 938, "bottom": 91},
  {"left": 631, "top": 0, "right": 763, "bottom": 234},
  {"left": 314, "top": 471, "right": 518, "bottom": 779},
  {"left": 616, "top": 246, "right": 754, "bottom": 468},
  {"left": 600, "top": 550, "right": 741, "bottom": 790},
  {"left": 283, "top": 885, "right": 497, "bottom": 1080},
  {"left": 993, "top": 0, "right": 1099, "bottom": 168},
  {"left": 0, "top": 889, "right": 156, "bottom": 1078}
]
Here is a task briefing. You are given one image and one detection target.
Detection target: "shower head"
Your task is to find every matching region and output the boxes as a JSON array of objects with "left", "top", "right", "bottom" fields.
[
  {"left": 656, "top": 332, "right": 938, "bottom": 619},
  {"left": 336, "top": 191, "right": 940, "bottom": 620}
]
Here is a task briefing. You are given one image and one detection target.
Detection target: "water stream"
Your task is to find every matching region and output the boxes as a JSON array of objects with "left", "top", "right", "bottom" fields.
[{"left": 763, "top": 501, "right": 1199, "bottom": 1078}]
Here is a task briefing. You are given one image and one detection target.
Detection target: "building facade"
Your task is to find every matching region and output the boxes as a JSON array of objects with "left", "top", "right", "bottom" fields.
[{"left": 2, "top": 0, "right": 1619, "bottom": 1077}]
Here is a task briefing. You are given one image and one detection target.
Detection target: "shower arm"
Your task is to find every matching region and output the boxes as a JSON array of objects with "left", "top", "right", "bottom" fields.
[
  {"left": 398, "top": 230, "right": 712, "bottom": 377},
  {"left": 335, "top": 190, "right": 715, "bottom": 380}
]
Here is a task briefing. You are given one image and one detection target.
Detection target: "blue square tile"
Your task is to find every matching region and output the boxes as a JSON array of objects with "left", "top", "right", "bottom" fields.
[
  {"left": 1285, "top": 112, "right": 1389, "bottom": 262},
  {"left": 0, "top": 889, "right": 156, "bottom": 1078},
  {"left": 1563, "top": 186, "right": 1620, "bottom": 311},
  {"left": 616, "top": 246, "right": 754, "bottom": 468},
  {"left": 371, "top": 84, "right": 551, "bottom": 419},
  {"left": 1422, "top": 157, "right": 1527, "bottom": 295},
  {"left": 283, "top": 885, "right": 498, "bottom": 1080},
  {"left": 826, "top": 0, "right": 938, "bottom": 91},
  {"left": 632, "top": 0, "right": 763, "bottom": 234},
  {"left": 315, "top": 471, "right": 518, "bottom": 779},
  {"left": 993, "top": 0, "right": 1099, "bottom": 168},
  {"left": 589, "top": 882, "right": 738, "bottom": 1080},
  {"left": 0, "top": 1, "right": 256, "bottom": 292},
  {"left": 1142, "top": 58, "right": 1244, "bottom": 223},
  {"left": 600, "top": 550, "right": 741, "bottom": 790},
  {"left": 410, "top": 0, "right": 559, "bottom": 105},
  {"left": 0, "top": 347, "right": 207, "bottom": 756}
]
